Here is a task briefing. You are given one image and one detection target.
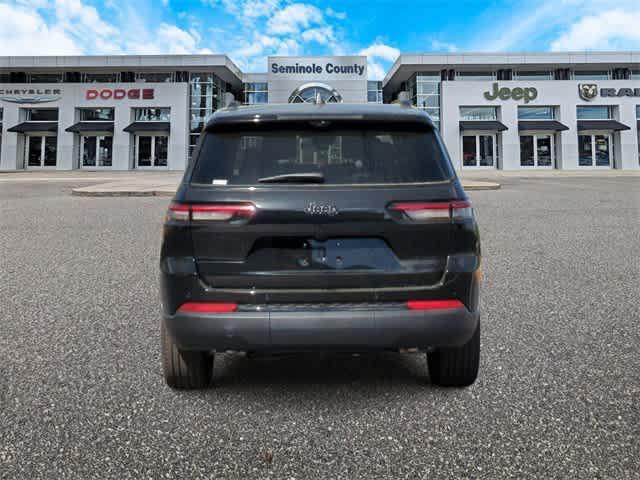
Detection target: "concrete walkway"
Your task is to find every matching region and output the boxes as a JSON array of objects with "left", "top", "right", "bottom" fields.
[
  {"left": 3, "top": 169, "right": 638, "bottom": 197},
  {"left": 64, "top": 174, "right": 500, "bottom": 196}
]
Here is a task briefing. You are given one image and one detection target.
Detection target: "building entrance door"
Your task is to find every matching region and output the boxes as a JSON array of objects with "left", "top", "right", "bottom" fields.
[
  {"left": 135, "top": 134, "right": 168, "bottom": 168},
  {"left": 578, "top": 133, "right": 612, "bottom": 167},
  {"left": 81, "top": 135, "right": 113, "bottom": 168},
  {"left": 26, "top": 135, "right": 57, "bottom": 168},
  {"left": 462, "top": 133, "right": 497, "bottom": 168},
  {"left": 520, "top": 133, "right": 555, "bottom": 168}
]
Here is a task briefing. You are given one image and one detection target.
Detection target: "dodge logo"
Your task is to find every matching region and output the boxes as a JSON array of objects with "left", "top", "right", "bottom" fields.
[
  {"left": 579, "top": 84, "right": 598, "bottom": 101},
  {"left": 304, "top": 202, "right": 338, "bottom": 216}
]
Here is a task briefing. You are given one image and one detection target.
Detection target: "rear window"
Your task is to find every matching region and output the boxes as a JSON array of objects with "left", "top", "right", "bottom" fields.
[{"left": 190, "top": 122, "right": 453, "bottom": 185}]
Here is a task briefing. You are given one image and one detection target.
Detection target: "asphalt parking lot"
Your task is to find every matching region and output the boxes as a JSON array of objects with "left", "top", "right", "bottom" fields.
[{"left": 0, "top": 176, "right": 638, "bottom": 479}]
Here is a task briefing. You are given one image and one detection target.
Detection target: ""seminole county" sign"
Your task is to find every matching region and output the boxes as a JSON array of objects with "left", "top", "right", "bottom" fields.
[{"left": 271, "top": 62, "right": 365, "bottom": 76}]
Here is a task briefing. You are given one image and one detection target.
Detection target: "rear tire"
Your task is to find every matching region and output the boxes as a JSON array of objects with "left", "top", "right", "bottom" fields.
[
  {"left": 427, "top": 321, "right": 480, "bottom": 387},
  {"left": 161, "top": 321, "right": 213, "bottom": 389}
]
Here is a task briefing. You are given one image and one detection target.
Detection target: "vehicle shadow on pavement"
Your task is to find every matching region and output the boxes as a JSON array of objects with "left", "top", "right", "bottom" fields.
[{"left": 211, "top": 351, "right": 432, "bottom": 388}]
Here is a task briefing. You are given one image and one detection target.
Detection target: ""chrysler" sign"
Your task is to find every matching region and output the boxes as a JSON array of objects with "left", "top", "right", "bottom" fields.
[{"left": 0, "top": 88, "right": 62, "bottom": 104}]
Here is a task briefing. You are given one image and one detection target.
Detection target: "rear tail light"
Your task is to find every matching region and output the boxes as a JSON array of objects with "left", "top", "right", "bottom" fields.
[
  {"left": 178, "top": 302, "right": 238, "bottom": 313},
  {"left": 406, "top": 299, "right": 464, "bottom": 310},
  {"left": 166, "top": 202, "right": 256, "bottom": 223},
  {"left": 388, "top": 201, "right": 473, "bottom": 222}
]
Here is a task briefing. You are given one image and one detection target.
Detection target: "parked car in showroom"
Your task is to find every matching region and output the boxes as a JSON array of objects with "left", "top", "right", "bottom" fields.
[{"left": 160, "top": 100, "right": 481, "bottom": 389}]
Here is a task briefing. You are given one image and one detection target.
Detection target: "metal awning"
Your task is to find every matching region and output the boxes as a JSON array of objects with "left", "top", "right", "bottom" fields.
[
  {"left": 7, "top": 121, "right": 58, "bottom": 133},
  {"left": 459, "top": 121, "right": 508, "bottom": 132},
  {"left": 518, "top": 120, "right": 569, "bottom": 131},
  {"left": 577, "top": 120, "right": 630, "bottom": 131},
  {"left": 123, "top": 121, "right": 170, "bottom": 133},
  {"left": 66, "top": 121, "right": 114, "bottom": 133}
]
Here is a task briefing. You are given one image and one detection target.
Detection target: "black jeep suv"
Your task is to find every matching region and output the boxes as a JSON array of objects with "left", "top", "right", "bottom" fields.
[{"left": 160, "top": 102, "right": 481, "bottom": 389}]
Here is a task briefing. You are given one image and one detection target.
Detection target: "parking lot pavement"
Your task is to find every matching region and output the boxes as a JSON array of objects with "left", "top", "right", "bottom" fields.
[{"left": 0, "top": 177, "right": 638, "bottom": 479}]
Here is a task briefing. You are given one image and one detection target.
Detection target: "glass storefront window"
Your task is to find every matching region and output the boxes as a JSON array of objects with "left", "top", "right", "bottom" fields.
[
  {"left": 462, "top": 136, "right": 477, "bottom": 167},
  {"left": 514, "top": 71, "right": 554, "bottom": 80},
  {"left": 80, "top": 108, "right": 114, "bottom": 121},
  {"left": 81, "top": 135, "right": 112, "bottom": 167},
  {"left": 135, "top": 72, "right": 174, "bottom": 83},
  {"left": 28, "top": 73, "right": 63, "bottom": 83},
  {"left": 460, "top": 106, "right": 498, "bottom": 121},
  {"left": 574, "top": 71, "right": 610, "bottom": 80},
  {"left": 456, "top": 71, "right": 496, "bottom": 81},
  {"left": 27, "top": 136, "right": 43, "bottom": 167},
  {"left": 136, "top": 135, "right": 168, "bottom": 168},
  {"left": 520, "top": 134, "right": 554, "bottom": 167},
  {"left": 407, "top": 72, "right": 440, "bottom": 129},
  {"left": 463, "top": 134, "right": 496, "bottom": 167},
  {"left": 190, "top": 72, "right": 225, "bottom": 158},
  {"left": 367, "top": 81, "right": 382, "bottom": 103},
  {"left": 520, "top": 136, "right": 535, "bottom": 166},
  {"left": 243, "top": 82, "right": 269, "bottom": 104},
  {"left": 26, "top": 135, "right": 57, "bottom": 167},
  {"left": 578, "top": 134, "right": 612, "bottom": 167},
  {"left": 83, "top": 72, "right": 120, "bottom": 83},
  {"left": 576, "top": 106, "right": 612, "bottom": 120},
  {"left": 27, "top": 108, "right": 58, "bottom": 121},
  {"left": 134, "top": 107, "right": 171, "bottom": 121},
  {"left": 631, "top": 71, "right": 640, "bottom": 80},
  {"left": 518, "top": 106, "right": 555, "bottom": 119}
]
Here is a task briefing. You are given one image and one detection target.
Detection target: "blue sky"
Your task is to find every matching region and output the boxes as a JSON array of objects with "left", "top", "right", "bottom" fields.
[{"left": 1, "top": 0, "right": 640, "bottom": 78}]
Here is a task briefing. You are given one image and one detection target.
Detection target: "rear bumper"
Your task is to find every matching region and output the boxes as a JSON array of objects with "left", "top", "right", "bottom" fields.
[{"left": 163, "top": 306, "right": 479, "bottom": 352}]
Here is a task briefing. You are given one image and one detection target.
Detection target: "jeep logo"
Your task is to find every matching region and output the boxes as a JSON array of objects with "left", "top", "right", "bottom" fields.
[
  {"left": 304, "top": 202, "right": 338, "bottom": 216},
  {"left": 483, "top": 83, "right": 538, "bottom": 103}
]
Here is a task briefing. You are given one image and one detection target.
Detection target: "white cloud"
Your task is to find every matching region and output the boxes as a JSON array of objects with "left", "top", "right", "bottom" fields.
[
  {"left": 358, "top": 42, "right": 400, "bottom": 62},
  {"left": 551, "top": 9, "right": 640, "bottom": 50},
  {"left": 301, "top": 26, "right": 335, "bottom": 45},
  {"left": 358, "top": 41, "right": 400, "bottom": 80},
  {"left": 267, "top": 3, "right": 323, "bottom": 35},
  {"left": 325, "top": 7, "right": 346, "bottom": 20},
  {"left": 0, "top": 3, "right": 82, "bottom": 55},
  {"left": 430, "top": 40, "right": 458, "bottom": 52},
  {"left": 0, "top": 0, "right": 216, "bottom": 56}
]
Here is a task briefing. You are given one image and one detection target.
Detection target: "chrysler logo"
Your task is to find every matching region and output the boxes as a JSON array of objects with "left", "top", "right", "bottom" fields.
[
  {"left": 579, "top": 84, "right": 598, "bottom": 101},
  {"left": 0, "top": 88, "right": 62, "bottom": 104},
  {"left": 304, "top": 202, "right": 338, "bottom": 216}
]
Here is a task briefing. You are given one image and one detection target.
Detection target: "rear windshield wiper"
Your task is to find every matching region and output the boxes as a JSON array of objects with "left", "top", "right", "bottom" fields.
[{"left": 257, "top": 172, "right": 325, "bottom": 184}]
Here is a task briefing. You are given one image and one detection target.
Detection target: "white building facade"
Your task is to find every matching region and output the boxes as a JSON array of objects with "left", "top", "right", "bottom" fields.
[{"left": 1, "top": 52, "right": 639, "bottom": 171}]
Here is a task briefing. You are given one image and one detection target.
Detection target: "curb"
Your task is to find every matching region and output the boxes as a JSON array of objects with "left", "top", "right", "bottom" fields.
[
  {"left": 71, "top": 182, "right": 501, "bottom": 197},
  {"left": 463, "top": 183, "right": 501, "bottom": 191},
  {"left": 71, "top": 189, "right": 175, "bottom": 197}
]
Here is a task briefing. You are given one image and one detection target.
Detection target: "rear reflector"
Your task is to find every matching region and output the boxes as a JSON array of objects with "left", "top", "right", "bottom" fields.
[
  {"left": 178, "top": 302, "right": 238, "bottom": 313},
  {"left": 406, "top": 299, "right": 464, "bottom": 310},
  {"left": 166, "top": 203, "right": 256, "bottom": 223},
  {"left": 389, "top": 201, "right": 473, "bottom": 222}
]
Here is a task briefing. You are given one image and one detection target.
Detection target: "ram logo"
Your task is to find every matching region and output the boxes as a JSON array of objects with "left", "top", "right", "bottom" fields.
[{"left": 579, "top": 84, "right": 598, "bottom": 101}]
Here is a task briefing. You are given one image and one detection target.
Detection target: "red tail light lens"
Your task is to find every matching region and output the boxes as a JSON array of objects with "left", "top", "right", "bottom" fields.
[
  {"left": 406, "top": 300, "right": 464, "bottom": 310},
  {"left": 388, "top": 201, "right": 473, "bottom": 222},
  {"left": 166, "top": 203, "right": 256, "bottom": 223},
  {"left": 178, "top": 302, "right": 238, "bottom": 313}
]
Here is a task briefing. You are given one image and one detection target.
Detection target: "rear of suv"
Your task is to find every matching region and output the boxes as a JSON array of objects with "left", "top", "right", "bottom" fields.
[{"left": 160, "top": 102, "right": 481, "bottom": 389}]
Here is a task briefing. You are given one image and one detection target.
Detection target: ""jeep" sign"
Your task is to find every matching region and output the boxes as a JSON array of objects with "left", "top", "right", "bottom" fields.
[{"left": 483, "top": 83, "right": 538, "bottom": 103}]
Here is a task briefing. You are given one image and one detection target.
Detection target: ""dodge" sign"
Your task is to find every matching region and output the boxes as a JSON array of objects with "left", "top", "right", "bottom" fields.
[{"left": 86, "top": 88, "right": 155, "bottom": 100}]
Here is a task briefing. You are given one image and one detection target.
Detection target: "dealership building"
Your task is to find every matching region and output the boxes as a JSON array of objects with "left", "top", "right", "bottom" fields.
[{"left": 1, "top": 51, "right": 639, "bottom": 171}]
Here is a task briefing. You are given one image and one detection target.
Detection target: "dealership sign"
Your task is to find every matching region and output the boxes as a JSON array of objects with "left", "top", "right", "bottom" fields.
[
  {"left": 86, "top": 88, "right": 155, "bottom": 100},
  {"left": 271, "top": 62, "right": 365, "bottom": 76},
  {"left": 0, "top": 88, "right": 62, "bottom": 104},
  {"left": 484, "top": 83, "right": 538, "bottom": 103},
  {"left": 579, "top": 83, "right": 640, "bottom": 101}
]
